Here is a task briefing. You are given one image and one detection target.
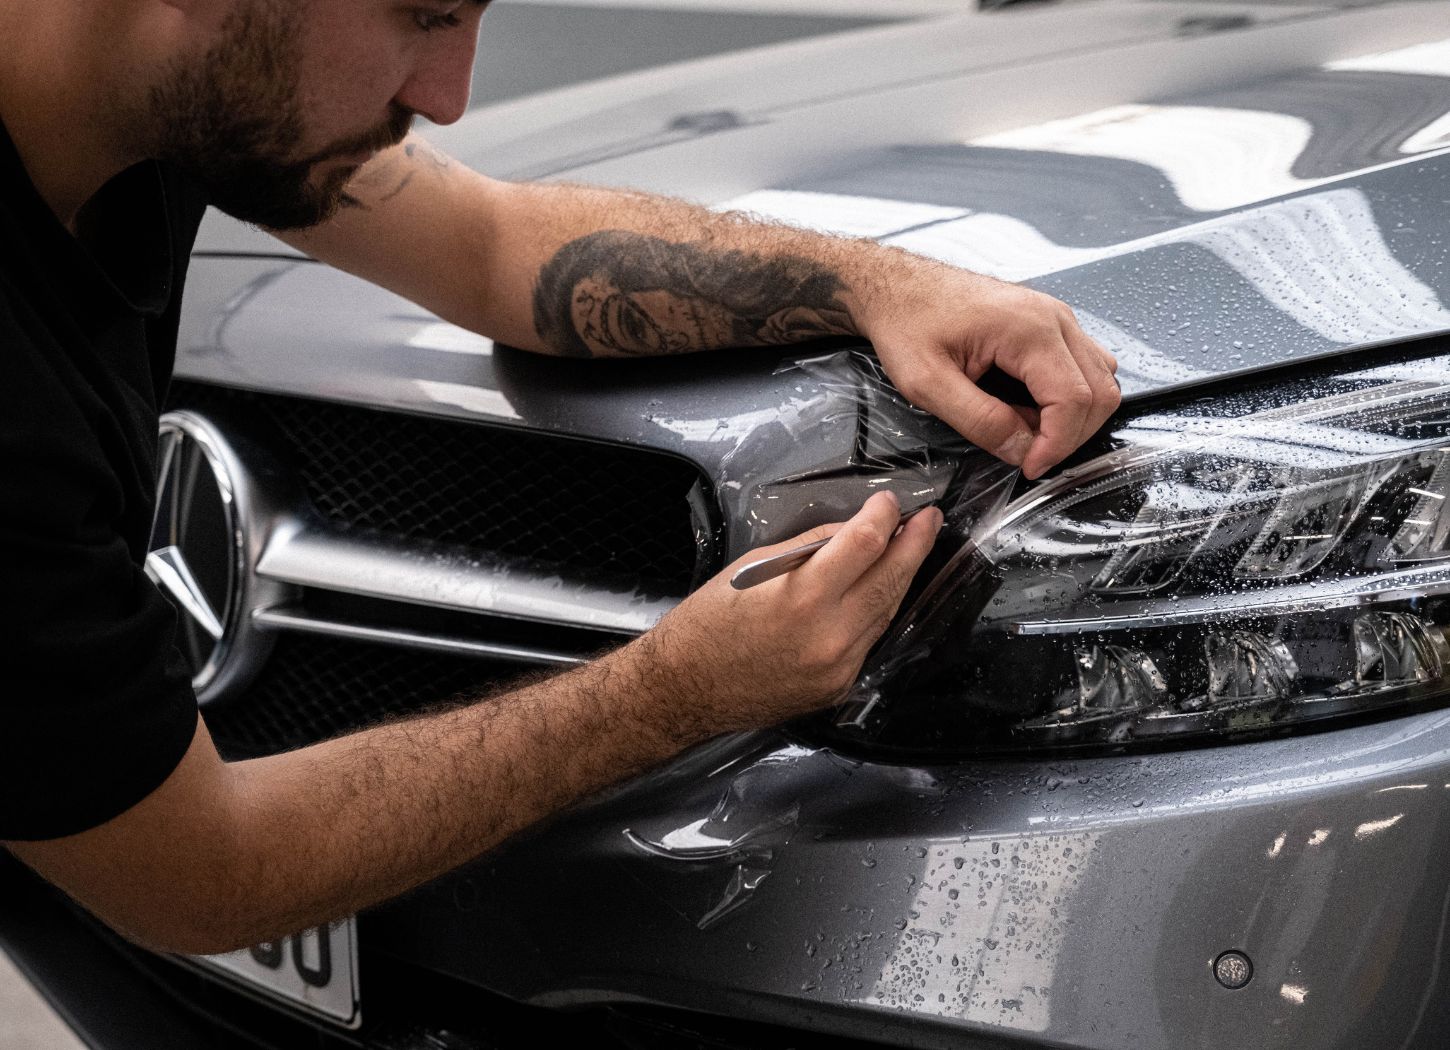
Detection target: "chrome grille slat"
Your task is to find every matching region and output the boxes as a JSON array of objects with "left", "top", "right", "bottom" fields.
[
  {"left": 252, "top": 607, "right": 591, "bottom": 667},
  {"left": 256, "top": 522, "right": 675, "bottom": 634}
]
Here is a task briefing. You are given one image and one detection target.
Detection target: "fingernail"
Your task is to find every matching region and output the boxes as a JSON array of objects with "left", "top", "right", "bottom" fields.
[{"left": 995, "top": 431, "right": 1032, "bottom": 466}]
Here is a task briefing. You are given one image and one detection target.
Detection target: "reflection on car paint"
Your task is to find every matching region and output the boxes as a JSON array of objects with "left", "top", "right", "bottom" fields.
[
  {"left": 624, "top": 745, "right": 813, "bottom": 931},
  {"left": 975, "top": 104, "right": 1320, "bottom": 213}
]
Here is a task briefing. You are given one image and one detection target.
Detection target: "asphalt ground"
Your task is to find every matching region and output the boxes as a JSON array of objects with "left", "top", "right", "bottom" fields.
[{"left": 0, "top": 1, "right": 934, "bottom": 1044}]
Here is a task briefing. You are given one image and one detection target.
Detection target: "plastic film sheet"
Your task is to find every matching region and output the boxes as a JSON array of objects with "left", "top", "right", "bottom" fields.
[
  {"left": 716, "top": 350, "right": 974, "bottom": 561},
  {"left": 620, "top": 744, "right": 857, "bottom": 931},
  {"left": 707, "top": 347, "right": 1028, "bottom": 726},
  {"left": 835, "top": 456, "right": 1023, "bottom": 728}
]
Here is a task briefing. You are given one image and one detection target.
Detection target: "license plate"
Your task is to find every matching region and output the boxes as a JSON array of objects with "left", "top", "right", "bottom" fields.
[{"left": 190, "top": 918, "right": 360, "bottom": 1028}]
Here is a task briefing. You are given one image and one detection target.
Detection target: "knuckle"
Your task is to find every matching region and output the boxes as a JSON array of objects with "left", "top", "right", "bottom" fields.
[
  {"left": 799, "top": 645, "right": 830, "bottom": 676},
  {"left": 813, "top": 647, "right": 859, "bottom": 690},
  {"left": 796, "top": 524, "right": 836, "bottom": 549},
  {"left": 863, "top": 582, "right": 895, "bottom": 613},
  {"left": 846, "top": 522, "right": 889, "bottom": 559},
  {"left": 893, "top": 368, "right": 932, "bottom": 408},
  {"left": 1026, "top": 289, "right": 1060, "bottom": 313},
  {"left": 1063, "top": 381, "right": 1095, "bottom": 408},
  {"left": 781, "top": 589, "right": 815, "bottom": 622},
  {"left": 869, "top": 569, "right": 909, "bottom": 609},
  {"left": 983, "top": 400, "right": 1023, "bottom": 433},
  {"left": 864, "top": 611, "right": 895, "bottom": 645},
  {"left": 806, "top": 633, "right": 851, "bottom": 673},
  {"left": 827, "top": 664, "right": 861, "bottom": 697},
  {"left": 1031, "top": 317, "right": 1060, "bottom": 342}
]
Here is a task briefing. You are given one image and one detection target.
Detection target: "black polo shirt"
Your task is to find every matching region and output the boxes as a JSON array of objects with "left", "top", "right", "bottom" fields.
[{"left": 0, "top": 119, "right": 208, "bottom": 841}]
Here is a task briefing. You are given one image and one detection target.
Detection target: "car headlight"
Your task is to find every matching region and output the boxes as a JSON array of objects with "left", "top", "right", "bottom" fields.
[{"left": 830, "top": 346, "right": 1450, "bottom": 755}]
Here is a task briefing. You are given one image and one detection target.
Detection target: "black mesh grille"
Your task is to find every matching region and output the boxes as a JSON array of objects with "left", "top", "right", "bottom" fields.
[
  {"left": 166, "top": 381, "right": 709, "bottom": 594},
  {"left": 205, "top": 634, "right": 538, "bottom": 759}
]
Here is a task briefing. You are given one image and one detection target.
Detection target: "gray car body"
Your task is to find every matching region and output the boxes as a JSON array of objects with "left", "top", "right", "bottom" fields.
[{"left": 176, "top": 3, "right": 1450, "bottom": 1047}]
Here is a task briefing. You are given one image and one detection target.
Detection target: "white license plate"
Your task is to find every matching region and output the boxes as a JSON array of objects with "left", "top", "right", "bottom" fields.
[{"left": 190, "top": 918, "right": 360, "bottom": 1028}]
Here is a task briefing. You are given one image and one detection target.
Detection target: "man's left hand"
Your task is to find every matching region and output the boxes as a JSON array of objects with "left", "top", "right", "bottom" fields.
[
  {"left": 281, "top": 146, "right": 1120, "bottom": 479},
  {"left": 854, "top": 260, "right": 1120, "bottom": 480}
]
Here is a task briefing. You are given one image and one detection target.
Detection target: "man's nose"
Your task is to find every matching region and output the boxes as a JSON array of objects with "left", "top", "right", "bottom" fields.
[{"left": 395, "top": 25, "right": 479, "bottom": 126}]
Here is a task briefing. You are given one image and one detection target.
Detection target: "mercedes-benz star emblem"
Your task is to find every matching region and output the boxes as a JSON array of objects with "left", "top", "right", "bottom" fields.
[{"left": 147, "top": 412, "right": 247, "bottom": 700}]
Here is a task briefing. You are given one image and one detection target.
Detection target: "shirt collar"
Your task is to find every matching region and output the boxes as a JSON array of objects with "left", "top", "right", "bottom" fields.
[{"left": 0, "top": 116, "right": 175, "bottom": 322}]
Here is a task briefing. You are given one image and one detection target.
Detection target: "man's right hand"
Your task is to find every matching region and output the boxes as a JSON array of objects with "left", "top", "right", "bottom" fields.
[
  {"left": 630, "top": 490, "right": 943, "bottom": 736},
  {"left": 6, "top": 492, "right": 941, "bottom": 957}
]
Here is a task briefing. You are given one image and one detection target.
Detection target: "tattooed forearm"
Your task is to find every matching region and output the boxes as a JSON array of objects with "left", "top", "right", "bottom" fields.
[
  {"left": 335, "top": 139, "right": 451, "bottom": 212},
  {"left": 531, "top": 230, "right": 858, "bottom": 358},
  {"left": 404, "top": 140, "right": 452, "bottom": 172}
]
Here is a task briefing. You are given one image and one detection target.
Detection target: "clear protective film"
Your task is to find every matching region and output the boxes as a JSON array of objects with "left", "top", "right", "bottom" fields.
[
  {"left": 829, "top": 350, "right": 1450, "bottom": 755},
  {"left": 620, "top": 743, "right": 821, "bottom": 931},
  {"left": 716, "top": 350, "right": 975, "bottom": 561}
]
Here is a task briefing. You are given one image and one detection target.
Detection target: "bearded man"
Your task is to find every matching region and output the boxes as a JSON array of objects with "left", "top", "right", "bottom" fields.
[{"left": 0, "top": 0, "right": 1119, "bottom": 953}]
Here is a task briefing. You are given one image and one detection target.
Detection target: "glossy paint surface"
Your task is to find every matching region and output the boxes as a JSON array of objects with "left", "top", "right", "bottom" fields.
[
  {"left": 175, "top": 3, "right": 1450, "bottom": 1046},
  {"left": 181, "top": 2, "right": 1450, "bottom": 461},
  {"left": 376, "top": 708, "right": 1450, "bottom": 1048}
]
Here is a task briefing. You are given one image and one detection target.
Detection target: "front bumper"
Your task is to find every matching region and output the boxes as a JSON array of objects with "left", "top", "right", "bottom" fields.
[
  {"left": 7, "top": 706, "right": 1450, "bottom": 1050},
  {"left": 367, "top": 711, "right": 1450, "bottom": 1049}
]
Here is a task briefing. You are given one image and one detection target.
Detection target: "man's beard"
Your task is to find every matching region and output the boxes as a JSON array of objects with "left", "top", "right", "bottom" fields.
[{"left": 145, "top": 0, "right": 413, "bottom": 230}]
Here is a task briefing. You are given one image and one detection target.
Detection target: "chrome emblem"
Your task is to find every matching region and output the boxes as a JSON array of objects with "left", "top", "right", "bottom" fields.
[{"left": 147, "top": 412, "right": 247, "bottom": 700}]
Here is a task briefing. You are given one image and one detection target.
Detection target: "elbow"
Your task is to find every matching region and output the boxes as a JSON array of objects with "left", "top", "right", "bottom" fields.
[
  {"left": 118, "top": 912, "right": 263, "bottom": 959},
  {"left": 97, "top": 874, "right": 273, "bottom": 957},
  {"left": 9, "top": 725, "right": 291, "bottom": 956}
]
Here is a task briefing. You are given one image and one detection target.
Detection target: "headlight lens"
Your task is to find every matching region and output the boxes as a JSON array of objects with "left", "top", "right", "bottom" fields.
[{"left": 832, "top": 348, "right": 1450, "bottom": 755}]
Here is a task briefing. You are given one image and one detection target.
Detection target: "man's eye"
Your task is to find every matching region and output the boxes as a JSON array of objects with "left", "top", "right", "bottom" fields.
[{"left": 414, "top": 9, "right": 462, "bottom": 31}]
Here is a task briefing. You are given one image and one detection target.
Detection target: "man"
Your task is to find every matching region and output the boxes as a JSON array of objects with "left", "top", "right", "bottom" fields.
[{"left": 0, "top": 0, "right": 1119, "bottom": 955}]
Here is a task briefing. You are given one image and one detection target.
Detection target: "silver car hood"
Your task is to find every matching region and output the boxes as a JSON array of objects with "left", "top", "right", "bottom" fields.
[{"left": 179, "top": 0, "right": 1450, "bottom": 469}]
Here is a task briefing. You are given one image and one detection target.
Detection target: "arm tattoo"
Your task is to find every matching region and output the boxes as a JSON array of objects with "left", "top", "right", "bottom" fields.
[
  {"left": 378, "top": 172, "right": 415, "bottom": 203},
  {"left": 339, "top": 142, "right": 450, "bottom": 211},
  {"left": 403, "top": 140, "right": 453, "bottom": 172},
  {"left": 531, "top": 230, "right": 858, "bottom": 358}
]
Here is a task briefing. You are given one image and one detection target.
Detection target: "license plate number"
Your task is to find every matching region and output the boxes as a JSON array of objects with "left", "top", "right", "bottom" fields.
[{"left": 191, "top": 918, "right": 360, "bottom": 1028}]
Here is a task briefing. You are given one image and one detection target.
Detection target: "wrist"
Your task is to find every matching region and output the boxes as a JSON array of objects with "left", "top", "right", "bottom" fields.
[
  {"left": 599, "top": 629, "right": 721, "bottom": 753},
  {"left": 836, "top": 241, "right": 927, "bottom": 346}
]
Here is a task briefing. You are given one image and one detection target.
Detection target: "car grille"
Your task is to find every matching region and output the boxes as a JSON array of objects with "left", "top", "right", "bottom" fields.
[
  {"left": 201, "top": 633, "right": 535, "bottom": 759},
  {"left": 164, "top": 381, "right": 707, "bottom": 757},
  {"left": 166, "top": 380, "right": 711, "bottom": 595}
]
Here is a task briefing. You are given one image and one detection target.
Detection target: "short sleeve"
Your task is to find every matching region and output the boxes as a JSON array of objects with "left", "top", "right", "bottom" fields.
[{"left": 0, "top": 301, "right": 198, "bottom": 842}]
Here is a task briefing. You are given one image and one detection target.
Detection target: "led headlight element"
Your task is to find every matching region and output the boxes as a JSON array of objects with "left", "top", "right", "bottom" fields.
[
  {"left": 1354, "top": 611, "right": 1450, "bottom": 685},
  {"left": 839, "top": 352, "right": 1450, "bottom": 754}
]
